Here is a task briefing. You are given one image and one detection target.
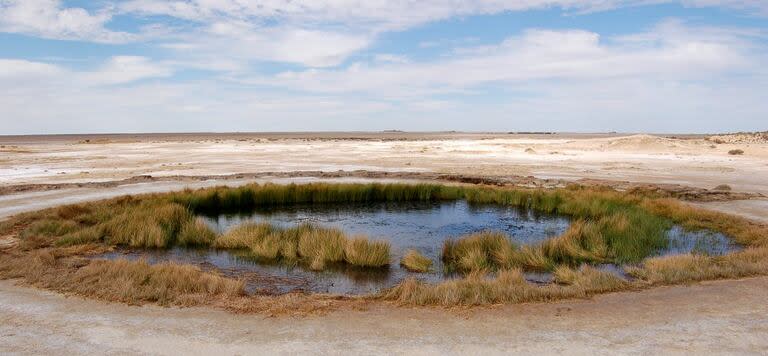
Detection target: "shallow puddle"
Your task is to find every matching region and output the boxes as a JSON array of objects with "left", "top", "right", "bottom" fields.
[{"left": 96, "top": 200, "right": 742, "bottom": 295}]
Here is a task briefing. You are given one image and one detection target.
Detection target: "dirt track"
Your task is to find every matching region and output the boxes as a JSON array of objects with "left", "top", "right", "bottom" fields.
[{"left": 1, "top": 133, "right": 768, "bottom": 354}]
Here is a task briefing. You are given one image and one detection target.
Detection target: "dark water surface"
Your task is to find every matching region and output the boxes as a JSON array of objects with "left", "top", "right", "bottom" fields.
[{"left": 97, "top": 200, "right": 742, "bottom": 295}]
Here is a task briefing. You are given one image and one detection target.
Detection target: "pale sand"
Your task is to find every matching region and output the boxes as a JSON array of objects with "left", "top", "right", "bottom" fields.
[
  {"left": 1, "top": 133, "right": 767, "bottom": 194},
  {"left": 1, "top": 277, "right": 767, "bottom": 355}
]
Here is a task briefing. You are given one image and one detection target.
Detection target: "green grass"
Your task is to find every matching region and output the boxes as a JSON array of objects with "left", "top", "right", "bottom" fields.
[{"left": 171, "top": 183, "right": 465, "bottom": 215}]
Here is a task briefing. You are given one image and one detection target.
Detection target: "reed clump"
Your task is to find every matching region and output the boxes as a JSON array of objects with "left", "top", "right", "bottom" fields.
[
  {"left": 70, "top": 259, "right": 245, "bottom": 305},
  {"left": 553, "top": 265, "right": 628, "bottom": 292},
  {"left": 442, "top": 231, "right": 515, "bottom": 272},
  {"left": 344, "top": 237, "right": 391, "bottom": 268},
  {"left": 0, "top": 250, "right": 244, "bottom": 306},
  {"left": 177, "top": 218, "right": 217, "bottom": 246},
  {"left": 171, "top": 182, "right": 464, "bottom": 215},
  {"left": 214, "top": 222, "right": 390, "bottom": 269},
  {"left": 400, "top": 249, "right": 433, "bottom": 272},
  {"left": 214, "top": 222, "right": 276, "bottom": 249},
  {"left": 627, "top": 247, "right": 768, "bottom": 285},
  {"left": 382, "top": 266, "right": 627, "bottom": 306}
]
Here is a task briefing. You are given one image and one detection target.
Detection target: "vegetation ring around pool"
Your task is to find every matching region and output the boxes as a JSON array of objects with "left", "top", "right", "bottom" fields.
[{"left": 1, "top": 182, "right": 767, "bottom": 311}]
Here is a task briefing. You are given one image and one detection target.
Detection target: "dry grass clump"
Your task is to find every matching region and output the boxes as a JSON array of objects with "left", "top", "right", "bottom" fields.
[
  {"left": 554, "top": 265, "right": 628, "bottom": 293},
  {"left": 19, "top": 219, "right": 80, "bottom": 239},
  {"left": 56, "top": 225, "right": 104, "bottom": 246},
  {"left": 400, "top": 249, "right": 433, "bottom": 272},
  {"left": 105, "top": 203, "right": 192, "bottom": 248},
  {"left": 628, "top": 247, "right": 768, "bottom": 285},
  {"left": 0, "top": 247, "right": 243, "bottom": 306},
  {"left": 382, "top": 266, "right": 628, "bottom": 306},
  {"left": 71, "top": 259, "right": 244, "bottom": 305},
  {"left": 298, "top": 226, "right": 346, "bottom": 270},
  {"left": 728, "top": 149, "right": 744, "bottom": 155},
  {"left": 344, "top": 237, "right": 391, "bottom": 268},
  {"left": 215, "top": 222, "right": 391, "bottom": 269},
  {"left": 539, "top": 220, "right": 608, "bottom": 266},
  {"left": 214, "top": 222, "right": 276, "bottom": 249},
  {"left": 442, "top": 231, "right": 515, "bottom": 272},
  {"left": 177, "top": 218, "right": 217, "bottom": 246}
]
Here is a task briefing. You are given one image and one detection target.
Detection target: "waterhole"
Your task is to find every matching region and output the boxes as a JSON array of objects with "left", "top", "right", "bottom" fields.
[{"left": 99, "top": 200, "right": 740, "bottom": 295}]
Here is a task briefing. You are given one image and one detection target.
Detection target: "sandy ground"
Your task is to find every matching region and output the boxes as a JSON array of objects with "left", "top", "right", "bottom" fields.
[
  {"left": 1, "top": 277, "right": 767, "bottom": 355},
  {"left": 2, "top": 133, "right": 767, "bottom": 194},
  {"left": 2, "top": 132, "right": 768, "bottom": 354}
]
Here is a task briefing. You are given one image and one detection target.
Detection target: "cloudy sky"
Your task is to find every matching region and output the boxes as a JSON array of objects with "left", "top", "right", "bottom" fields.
[{"left": 1, "top": 0, "right": 767, "bottom": 134}]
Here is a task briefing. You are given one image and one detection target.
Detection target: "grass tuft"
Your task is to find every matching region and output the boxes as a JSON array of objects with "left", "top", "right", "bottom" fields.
[
  {"left": 400, "top": 249, "right": 433, "bottom": 272},
  {"left": 344, "top": 237, "right": 391, "bottom": 268},
  {"left": 214, "top": 222, "right": 276, "bottom": 250},
  {"left": 177, "top": 218, "right": 217, "bottom": 246},
  {"left": 442, "top": 231, "right": 515, "bottom": 272}
]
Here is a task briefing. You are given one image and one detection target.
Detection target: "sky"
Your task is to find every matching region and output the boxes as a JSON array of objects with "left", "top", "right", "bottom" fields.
[{"left": 1, "top": 1, "right": 767, "bottom": 134}]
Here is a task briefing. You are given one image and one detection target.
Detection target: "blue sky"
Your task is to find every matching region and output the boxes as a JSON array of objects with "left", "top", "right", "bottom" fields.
[{"left": 1, "top": 1, "right": 767, "bottom": 134}]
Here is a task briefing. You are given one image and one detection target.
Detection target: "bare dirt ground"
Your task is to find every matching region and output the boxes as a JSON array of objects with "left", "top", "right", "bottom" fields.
[
  {"left": 2, "top": 277, "right": 767, "bottom": 355},
  {"left": 1, "top": 132, "right": 768, "bottom": 354},
  {"left": 2, "top": 132, "right": 767, "bottom": 194}
]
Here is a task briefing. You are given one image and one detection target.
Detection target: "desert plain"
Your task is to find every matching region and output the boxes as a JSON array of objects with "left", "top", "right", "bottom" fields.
[{"left": 1, "top": 131, "right": 768, "bottom": 354}]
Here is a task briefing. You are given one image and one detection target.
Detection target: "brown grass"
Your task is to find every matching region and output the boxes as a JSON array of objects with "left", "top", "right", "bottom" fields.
[
  {"left": 177, "top": 218, "right": 217, "bottom": 246},
  {"left": 400, "top": 249, "right": 433, "bottom": 272},
  {"left": 214, "top": 222, "right": 276, "bottom": 249},
  {"left": 298, "top": 226, "right": 346, "bottom": 270},
  {"left": 344, "top": 237, "right": 391, "bottom": 268},
  {"left": 442, "top": 231, "right": 515, "bottom": 272},
  {"left": 0, "top": 247, "right": 243, "bottom": 306},
  {"left": 381, "top": 266, "right": 628, "bottom": 306},
  {"left": 627, "top": 247, "right": 768, "bottom": 285}
]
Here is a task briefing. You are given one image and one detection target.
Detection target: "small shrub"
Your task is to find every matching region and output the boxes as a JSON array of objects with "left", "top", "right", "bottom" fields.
[
  {"left": 713, "top": 184, "right": 732, "bottom": 191},
  {"left": 728, "top": 149, "right": 744, "bottom": 155}
]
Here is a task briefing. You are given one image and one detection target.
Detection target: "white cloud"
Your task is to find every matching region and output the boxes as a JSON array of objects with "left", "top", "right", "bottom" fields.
[
  {"left": 238, "top": 22, "right": 755, "bottom": 97},
  {"left": 0, "top": 0, "right": 134, "bottom": 43},
  {"left": 374, "top": 54, "right": 410, "bottom": 64},
  {"left": 163, "top": 23, "right": 372, "bottom": 67},
  {"left": 0, "top": 58, "right": 62, "bottom": 78},
  {"left": 83, "top": 56, "right": 173, "bottom": 85},
  {"left": 119, "top": 1, "right": 768, "bottom": 30}
]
